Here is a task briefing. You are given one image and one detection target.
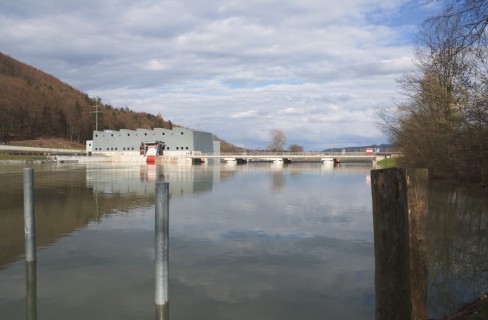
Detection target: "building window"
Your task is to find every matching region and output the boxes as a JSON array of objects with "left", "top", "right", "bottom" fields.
[
  {"left": 115, "top": 148, "right": 117, "bottom": 150},
  {"left": 145, "top": 133, "right": 147, "bottom": 136},
  {"left": 123, "top": 147, "right": 126, "bottom": 150},
  {"left": 107, "top": 148, "right": 109, "bottom": 151},
  {"left": 167, "top": 147, "right": 170, "bottom": 150},
  {"left": 127, "top": 133, "right": 130, "bottom": 136},
  {"left": 181, "top": 132, "right": 184, "bottom": 135},
  {"left": 186, "top": 147, "right": 189, "bottom": 150},
  {"left": 111, "top": 134, "right": 113, "bottom": 137},
  {"left": 176, "top": 147, "right": 179, "bottom": 150},
  {"left": 131, "top": 147, "right": 134, "bottom": 150}
]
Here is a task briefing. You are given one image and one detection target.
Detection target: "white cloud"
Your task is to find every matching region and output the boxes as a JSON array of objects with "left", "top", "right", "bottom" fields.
[
  {"left": 231, "top": 109, "right": 259, "bottom": 119},
  {"left": 0, "top": 0, "right": 440, "bottom": 150}
]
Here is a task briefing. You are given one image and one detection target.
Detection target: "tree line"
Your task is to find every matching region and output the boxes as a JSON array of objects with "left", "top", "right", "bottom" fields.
[
  {"left": 0, "top": 52, "right": 171, "bottom": 143},
  {"left": 381, "top": 0, "right": 488, "bottom": 183}
]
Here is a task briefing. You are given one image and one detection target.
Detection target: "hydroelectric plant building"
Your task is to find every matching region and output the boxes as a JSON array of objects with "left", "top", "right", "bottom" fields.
[{"left": 89, "top": 128, "right": 219, "bottom": 156}]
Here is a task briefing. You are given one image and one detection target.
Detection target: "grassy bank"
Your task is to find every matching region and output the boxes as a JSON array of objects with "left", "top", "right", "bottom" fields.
[
  {"left": 376, "top": 157, "right": 398, "bottom": 168},
  {"left": 0, "top": 137, "right": 82, "bottom": 161}
]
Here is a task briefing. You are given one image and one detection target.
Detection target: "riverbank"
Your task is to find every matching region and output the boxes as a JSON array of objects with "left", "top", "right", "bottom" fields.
[
  {"left": 8, "top": 137, "right": 85, "bottom": 149},
  {"left": 375, "top": 157, "right": 398, "bottom": 168}
]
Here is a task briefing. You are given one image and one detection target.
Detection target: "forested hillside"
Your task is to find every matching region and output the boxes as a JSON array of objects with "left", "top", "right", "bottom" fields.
[{"left": 0, "top": 52, "right": 171, "bottom": 143}]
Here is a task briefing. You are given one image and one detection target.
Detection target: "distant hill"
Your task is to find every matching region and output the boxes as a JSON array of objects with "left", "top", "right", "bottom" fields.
[
  {"left": 0, "top": 52, "right": 172, "bottom": 143},
  {"left": 214, "top": 135, "right": 245, "bottom": 153},
  {"left": 323, "top": 144, "right": 393, "bottom": 152}
]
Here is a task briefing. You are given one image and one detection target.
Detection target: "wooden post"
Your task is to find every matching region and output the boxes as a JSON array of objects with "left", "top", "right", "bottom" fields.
[
  {"left": 371, "top": 168, "right": 428, "bottom": 320},
  {"left": 371, "top": 168, "right": 411, "bottom": 320},
  {"left": 405, "top": 169, "right": 428, "bottom": 320}
]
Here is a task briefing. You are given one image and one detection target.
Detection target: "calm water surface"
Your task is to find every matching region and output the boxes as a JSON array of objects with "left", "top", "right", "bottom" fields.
[{"left": 0, "top": 162, "right": 486, "bottom": 319}]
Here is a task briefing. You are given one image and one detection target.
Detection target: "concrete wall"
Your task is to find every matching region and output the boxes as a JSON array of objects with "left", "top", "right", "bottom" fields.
[
  {"left": 193, "top": 131, "right": 214, "bottom": 153},
  {"left": 92, "top": 128, "right": 218, "bottom": 154}
]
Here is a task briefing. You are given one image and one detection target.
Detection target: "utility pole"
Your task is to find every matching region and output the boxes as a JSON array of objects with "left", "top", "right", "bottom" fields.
[{"left": 91, "top": 100, "right": 101, "bottom": 131}]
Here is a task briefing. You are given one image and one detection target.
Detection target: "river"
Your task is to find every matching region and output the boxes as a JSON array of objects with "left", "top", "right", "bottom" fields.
[{"left": 0, "top": 162, "right": 486, "bottom": 319}]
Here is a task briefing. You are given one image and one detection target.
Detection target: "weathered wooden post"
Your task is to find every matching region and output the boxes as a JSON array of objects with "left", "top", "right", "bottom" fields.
[
  {"left": 371, "top": 168, "right": 428, "bottom": 320},
  {"left": 155, "top": 182, "right": 169, "bottom": 307},
  {"left": 371, "top": 168, "right": 411, "bottom": 320},
  {"left": 405, "top": 169, "right": 428, "bottom": 320},
  {"left": 23, "top": 168, "right": 36, "bottom": 263}
]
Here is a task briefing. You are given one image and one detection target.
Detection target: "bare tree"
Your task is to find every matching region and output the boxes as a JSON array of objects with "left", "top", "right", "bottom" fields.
[
  {"left": 267, "top": 129, "right": 287, "bottom": 152},
  {"left": 380, "top": 0, "right": 488, "bottom": 182},
  {"left": 289, "top": 144, "right": 304, "bottom": 152}
]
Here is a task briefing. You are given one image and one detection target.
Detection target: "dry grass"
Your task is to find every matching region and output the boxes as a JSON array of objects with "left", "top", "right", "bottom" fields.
[{"left": 13, "top": 137, "right": 84, "bottom": 150}]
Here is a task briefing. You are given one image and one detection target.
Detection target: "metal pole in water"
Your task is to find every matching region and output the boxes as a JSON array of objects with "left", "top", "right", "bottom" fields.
[
  {"left": 23, "top": 168, "right": 36, "bottom": 263},
  {"left": 155, "top": 182, "right": 169, "bottom": 306},
  {"left": 26, "top": 261, "right": 37, "bottom": 320},
  {"left": 155, "top": 304, "right": 169, "bottom": 320}
]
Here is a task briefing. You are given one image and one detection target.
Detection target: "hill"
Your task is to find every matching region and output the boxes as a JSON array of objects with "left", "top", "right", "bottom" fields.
[
  {"left": 214, "top": 136, "right": 245, "bottom": 153},
  {"left": 0, "top": 52, "right": 172, "bottom": 143},
  {"left": 323, "top": 144, "right": 393, "bottom": 153}
]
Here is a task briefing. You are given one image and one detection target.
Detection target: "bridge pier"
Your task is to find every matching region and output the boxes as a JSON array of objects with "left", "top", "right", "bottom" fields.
[
  {"left": 321, "top": 157, "right": 334, "bottom": 164},
  {"left": 223, "top": 157, "right": 248, "bottom": 164},
  {"left": 191, "top": 158, "right": 205, "bottom": 165}
]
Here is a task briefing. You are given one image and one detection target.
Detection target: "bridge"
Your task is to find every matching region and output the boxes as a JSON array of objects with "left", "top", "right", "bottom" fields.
[{"left": 187, "top": 152, "right": 395, "bottom": 164}]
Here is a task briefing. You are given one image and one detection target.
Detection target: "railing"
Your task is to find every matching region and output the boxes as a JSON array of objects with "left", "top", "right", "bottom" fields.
[
  {"left": 187, "top": 151, "right": 400, "bottom": 158},
  {"left": 0, "top": 145, "right": 84, "bottom": 155}
]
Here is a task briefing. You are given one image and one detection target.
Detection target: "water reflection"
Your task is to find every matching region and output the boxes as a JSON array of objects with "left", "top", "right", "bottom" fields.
[
  {"left": 269, "top": 171, "right": 285, "bottom": 192},
  {"left": 0, "top": 163, "right": 228, "bottom": 269},
  {"left": 86, "top": 163, "right": 220, "bottom": 198},
  {"left": 0, "top": 163, "right": 485, "bottom": 319},
  {"left": 428, "top": 181, "right": 488, "bottom": 318},
  {"left": 0, "top": 162, "right": 377, "bottom": 320},
  {"left": 155, "top": 304, "right": 169, "bottom": 320},
  {"left": 26, "top": 262, "right": 36, "bottom": 320},
  {"left": 0, "top": 167, "right": 97, "bottom": 268},
  {"left": 321, "top": 161, "right": 335, "bottom": 172}
]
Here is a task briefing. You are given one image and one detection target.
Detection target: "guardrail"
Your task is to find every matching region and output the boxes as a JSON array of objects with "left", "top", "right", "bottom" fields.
[
  {"left": 0, "top": 145, "right": 84, "bottom": 155},
  {"left": 188, "top": 152, "right": 399, "bottom": 159}
]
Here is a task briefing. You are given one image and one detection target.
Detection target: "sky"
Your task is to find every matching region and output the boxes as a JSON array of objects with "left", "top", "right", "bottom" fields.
[{"left": 0, "top": 0, "right": 442, "bottom": 150}]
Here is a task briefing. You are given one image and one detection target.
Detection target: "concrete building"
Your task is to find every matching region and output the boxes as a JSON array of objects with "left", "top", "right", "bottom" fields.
[{"left": 87, "top": 128, "right": 220, "bottom": 161}]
